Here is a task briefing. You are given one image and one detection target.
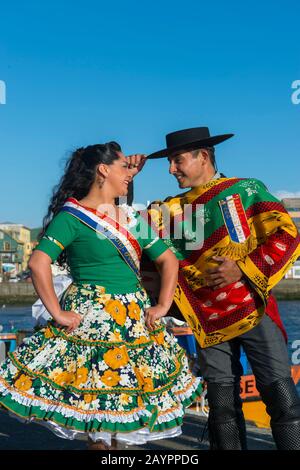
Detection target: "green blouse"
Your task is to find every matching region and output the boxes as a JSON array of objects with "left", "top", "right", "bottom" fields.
[{"left": 35, "top": 204, "right": 168, "bottom": 294}]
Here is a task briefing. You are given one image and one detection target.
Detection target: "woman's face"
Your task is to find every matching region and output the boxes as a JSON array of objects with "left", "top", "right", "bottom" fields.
[{"left": 105, "top": 152, "right": 132, "bottom": 196}]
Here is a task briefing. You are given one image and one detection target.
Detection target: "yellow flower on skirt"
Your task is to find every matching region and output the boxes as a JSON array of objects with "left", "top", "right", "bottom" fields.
[
  {"left": 119, "top": 393, "right": 133, "bottom": 405},
  {"left": 104, "top": 299, "right": 127, "bottom": 326},
  {"left": 73, "top": 367, "right": 89, "bottom": 387},
  {"left": 101, "top": 369, "right": 121, "bottom": 387},
  {"left": 44, "top": 327, "right": 54, "bottom": 339},
  {"left": 55, "top": 371, "right": 75, "bottom": 387},
  {"left": 94, "top": 285, "right": 106, "bottom": 296},
  {"left": 128, "top": 301, "right": 141, "bottom": 321},
  {"left": 139, "top": 364, "right": 152, "bottom": 378},
  {"left": 95, "top": 295, "right": 112, "bottom": 304},
  {"left": 134, "top": 366, "right": 153, "bottom": 390},
  {"left": 134, "top": 367, "right": 144, "bottom": 387},
  {"left": 153, "top": 331, "right": 165, "bottom": 345},
  {"left": 14, "top": 374, "right": 32, "bottom": 392},
  {"left": 103, "top": 346, "right": 129, "bottom": 370},
  {"left": 143, "top": 377, "right": 154, "bottom": 392},
  {"left": 108, "top": 330, "right": 123, "bottom": 342},
  {"left": 134, "top": 335, "right": 149, "bottom": 345},
  {"left": 137, "top": 396, "right": 144, "bottom": 408},
  {"left": 66, "top": 361, "right": 77, "bottom": 373},
  {"left": 84, "top": 393, "right": 96, "bottom": 403}
]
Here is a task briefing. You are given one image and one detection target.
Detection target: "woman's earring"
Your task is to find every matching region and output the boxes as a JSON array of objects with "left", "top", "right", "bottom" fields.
[{"left": 97, "top": 176, "right": 105, "bottom": 188}]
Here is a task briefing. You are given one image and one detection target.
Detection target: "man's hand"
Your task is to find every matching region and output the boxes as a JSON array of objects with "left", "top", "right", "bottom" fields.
[
  {"left": 127, "top": 154, "right": 147, "bottom": 177},
  {"left": 205, "top": 256, "right": 243, "bottom": 289}
]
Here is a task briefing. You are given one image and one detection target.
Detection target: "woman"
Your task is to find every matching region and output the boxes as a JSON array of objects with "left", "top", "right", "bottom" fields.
[{"left": 0, "top": 142, "right": 202, "bottom": 450}]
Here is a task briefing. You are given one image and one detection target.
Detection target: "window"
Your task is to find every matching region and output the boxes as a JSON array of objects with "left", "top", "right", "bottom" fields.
[{"left": 4, "top": 242, "right": 11, "bottom": 251}]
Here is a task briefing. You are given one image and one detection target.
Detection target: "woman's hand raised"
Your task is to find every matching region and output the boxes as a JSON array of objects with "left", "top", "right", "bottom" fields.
[{"left": 127, "top": 154, "right": 147, "bottom": 176}]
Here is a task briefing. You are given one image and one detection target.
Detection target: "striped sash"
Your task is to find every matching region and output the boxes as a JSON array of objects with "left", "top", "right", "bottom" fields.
[{"left": 61, "top": 199, "right": 142, "bottom": 279}]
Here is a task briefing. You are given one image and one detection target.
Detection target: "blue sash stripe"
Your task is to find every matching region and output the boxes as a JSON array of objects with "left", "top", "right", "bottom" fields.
[
  {"left": 61, "top": 205, "right": 140, "bottom": 278},
  {"left": 220, "top": 203, "right": 240, "bottom": 242}
]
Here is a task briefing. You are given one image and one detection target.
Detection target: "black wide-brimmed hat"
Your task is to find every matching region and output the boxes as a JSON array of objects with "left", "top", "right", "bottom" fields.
[{"left": 147, "top": 126, "right": 234, "bottom": 159}]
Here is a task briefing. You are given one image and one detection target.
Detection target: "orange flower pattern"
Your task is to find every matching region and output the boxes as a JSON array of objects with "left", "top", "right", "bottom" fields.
[
  {"left": 152, "top": 331, "right": 165, "bottom": 345},
  {"left": 55, "top": 371, "right": 75, "bottom": 386},
  {"left": 0, "top": 284, "right": 203, "bottom": 434},
  {"left": 14, "top": 374, "right": 32, "bottom": 392},
  {"left": 103, "top": 346, "right": 129, "bottom": 370},
  {"left": 73, "top": 367, "right": 89, "bottom": 387},
  {"left": 44, "top": 327, "right": 54, "bottom": 339},
  {"left": 105, "top": 299, "right": 127, "bottom": 326},
  {"left": 128, "top": 301, "right": 141, "bottom": 320},
  {"left": 101, "top": 370, "right": 121, "bottom": 387}
]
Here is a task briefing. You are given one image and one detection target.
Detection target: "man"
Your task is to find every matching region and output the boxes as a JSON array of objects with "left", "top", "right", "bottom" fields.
[{"left": 128, "top": 126, "right": 300, "bottom": 450}]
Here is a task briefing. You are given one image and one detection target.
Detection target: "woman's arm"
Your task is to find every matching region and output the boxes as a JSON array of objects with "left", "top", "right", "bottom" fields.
[
  {"left": 28, "top": 250, "right": 82, "bottom": 333},
  {"left": 144, "top": 249, "right": 179, "bottom": 331}
]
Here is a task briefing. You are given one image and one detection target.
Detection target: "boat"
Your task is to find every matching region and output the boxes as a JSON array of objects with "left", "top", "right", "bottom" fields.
[
  {"left": 0, "top": 328, "right": 31, "bottom": 363},
  {"left": 240, "top": 366, "right": 300, "bottom": 428}
]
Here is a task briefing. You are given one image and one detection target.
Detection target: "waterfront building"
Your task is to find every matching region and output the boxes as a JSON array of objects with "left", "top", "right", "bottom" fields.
[
  {"left": 0, "top": 223, "right": 32, "bottom": 271},
  {"left": 0, "top": 229, "right": 24, "bottom": 279},
  {"left": 282, "top": 198, "right": 300, "bottom": 231},
  {"left": 285, "top": 260, "right": 300, "bottom": 279},
  {"left": 282, "top": 199, "right": 300, "bottom": 278}
]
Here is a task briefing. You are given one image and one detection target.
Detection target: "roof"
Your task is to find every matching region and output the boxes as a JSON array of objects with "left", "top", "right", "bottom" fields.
[{"left": 0, "top": 223, "right": 31, "bottom": 231}]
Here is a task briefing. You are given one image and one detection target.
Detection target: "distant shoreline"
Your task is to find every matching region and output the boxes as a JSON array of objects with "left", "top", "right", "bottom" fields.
[
  {"left": 0, "top": 282, "right": 37, "bottom": 306},
  {"left": 0, "top": 297, "right": 37, "bottom": 307},
  {"left": 0, "top": 278, "right": 300, "bottom": 307}
]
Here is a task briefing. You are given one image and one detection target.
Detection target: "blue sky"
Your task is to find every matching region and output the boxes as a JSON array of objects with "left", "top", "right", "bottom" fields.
[{"left": 0, "top": 0, "right": 300, "bottom": 228}]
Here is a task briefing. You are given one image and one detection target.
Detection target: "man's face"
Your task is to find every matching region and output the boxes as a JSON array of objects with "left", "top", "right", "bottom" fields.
[{"left": 168, "top": 151, "right": 205, "bottom": 188}]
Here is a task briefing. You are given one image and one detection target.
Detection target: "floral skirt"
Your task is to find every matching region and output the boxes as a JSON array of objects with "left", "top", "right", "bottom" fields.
[{"left": 0, "top": 283, "right": 202, "bottom": 446}]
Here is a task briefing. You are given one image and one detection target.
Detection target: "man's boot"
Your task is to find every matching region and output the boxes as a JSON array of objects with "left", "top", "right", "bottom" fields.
[
  {"left": 207, "top": 382, "right": 247, "bottom": 450},
  {"left": 259, "top": 376, "right": 300, "bottom": 450}
]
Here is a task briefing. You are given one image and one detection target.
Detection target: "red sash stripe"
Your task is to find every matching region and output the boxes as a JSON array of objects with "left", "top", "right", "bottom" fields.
[{"left": 68, "top": 198, "right": 142, "bottom": 258}]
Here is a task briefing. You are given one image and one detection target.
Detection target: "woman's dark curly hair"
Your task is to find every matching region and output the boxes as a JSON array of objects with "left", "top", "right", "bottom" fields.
[{"left": 39, "top": 141, "right": 121, "bottom": 269}]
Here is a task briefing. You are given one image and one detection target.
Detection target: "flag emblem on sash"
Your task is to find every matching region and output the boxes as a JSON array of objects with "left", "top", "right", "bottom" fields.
[{"left": 219, "top": 194, "right": 251, "bottom": 243}]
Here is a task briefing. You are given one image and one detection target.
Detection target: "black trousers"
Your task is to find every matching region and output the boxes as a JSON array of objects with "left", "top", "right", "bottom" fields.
[{"left": 197, "top": 314, "right": 291, "bottom": 393}]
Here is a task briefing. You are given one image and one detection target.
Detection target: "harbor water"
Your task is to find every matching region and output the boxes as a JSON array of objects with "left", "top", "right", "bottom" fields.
[{"left": 0, "top": 300, "right": 299, "bottom": 385}]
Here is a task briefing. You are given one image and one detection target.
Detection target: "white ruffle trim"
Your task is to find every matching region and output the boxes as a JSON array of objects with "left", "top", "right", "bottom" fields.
[
  {"left": 9, "top": 411, "right": 182, "bottom": 446},
  {"left": 174, "top": 377, "right": 202, "bottom": 404},
  {"left": 0, "top": 381, "right": 151, "bottom": 423},
  {"left": 0, "top": 375, "right": 202, "bottom": 428}
]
